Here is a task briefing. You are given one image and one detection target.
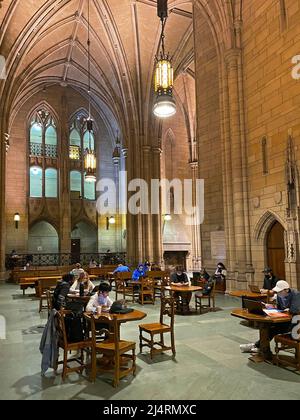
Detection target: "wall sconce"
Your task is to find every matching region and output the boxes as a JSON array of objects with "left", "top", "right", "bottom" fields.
[
  {"left": 164, "top": 214, "right": 172, "bottom": 221},
  {"left": 14, "top": 212, "right": 20, "bottom": 229},
  {"left": 106, "top": 216, "right": 116, "bottom": 230}
]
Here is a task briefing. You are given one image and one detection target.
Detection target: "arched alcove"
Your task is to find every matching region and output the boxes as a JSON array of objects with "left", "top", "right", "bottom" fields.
[{"left": 28, "top": 221, "right": 59, "bottom": 254}]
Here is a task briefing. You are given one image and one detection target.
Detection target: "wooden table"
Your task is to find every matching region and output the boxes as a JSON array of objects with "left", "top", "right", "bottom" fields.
[
  {"left": 228, "top": 290, "right": 269, "bottom": 307},
  {"left": 84, "top": 309, "right": 147, "bottom": 324},
  {"left": 231, "top": 308, "right": 292, "bottom": 362},
  {"left": 165, "top": 285, "right": 202, "bottom": 314}
]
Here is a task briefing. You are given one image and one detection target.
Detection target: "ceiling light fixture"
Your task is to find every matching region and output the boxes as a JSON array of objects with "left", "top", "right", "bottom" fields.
[
  {"left": 153, "top": 0, "right": 176, "bottom": 118},
  {"left": 84, "top": 0, "right": 97, "bottom": 183}
]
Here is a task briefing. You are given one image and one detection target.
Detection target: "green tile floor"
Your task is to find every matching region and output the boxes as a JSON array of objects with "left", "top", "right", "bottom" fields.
[{"left": 0, "top": 283, "right": 300, "bottom": 400}]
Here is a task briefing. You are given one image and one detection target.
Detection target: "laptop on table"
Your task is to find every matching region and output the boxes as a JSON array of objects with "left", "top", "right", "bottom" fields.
[
  {"left": 243, "top": 299, "right": 265, "bottom": 316},
  {"left": 248, "top": 284, "right": 261, "bottom": 293}
]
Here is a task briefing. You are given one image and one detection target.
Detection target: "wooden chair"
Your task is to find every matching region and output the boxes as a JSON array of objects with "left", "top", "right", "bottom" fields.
[
  {"left": 55, "top": 310, "right": 92, "bottom": 380},
  {"left": 115, "top": 272, "right": 136, "bottom": 302},
  {"left": 139, "top": 296, "right": 176, "bottom": 359},
  {"left": 45, "top": 289, "right": 53, "bottom": 318},
  {"left": 195, "top": 280, "right": 216, "bottom": 313},
  {"left": 38, "top": 278, "right": 60, "bottom": 312},
  {"left": 274, "top": 333, "right": 300, "bottom": 371},
  {"left": 89, "top": 314, "right": 136, "bottom": 387},
  {"left": 138, "top": 278, "right": 154, "bottom": 305}
]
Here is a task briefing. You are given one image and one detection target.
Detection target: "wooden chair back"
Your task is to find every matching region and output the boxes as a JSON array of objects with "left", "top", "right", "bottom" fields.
[
  {"left": 138, "top": 278, "right": 154, "bottom": 304},
  {"left": 89, "top": 314, "right": 136, "bottom": 387},
  {"left": 160, "top": 296, "right": 175, "bottom": 329}
]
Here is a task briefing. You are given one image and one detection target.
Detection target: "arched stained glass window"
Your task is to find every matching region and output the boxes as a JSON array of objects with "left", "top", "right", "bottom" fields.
[
  {"left": 30, "top": 166, "right": 43, "bottom": 197},
  {"left": 45, "top": 168, "right": 58, "bottom": 198},
  {"left": 30, "top": 123, "right": 42, "bottom": 144},
  {"left": 84, "top": 178, "right": 95, "bottom": 200},
  {"left": 70, "top": 170, "right": 82, "bottom": 198},
  {"left": 70, "top": 129, "right": 81, "bottom": 147},
  {"left": 83, "top": 131, "right": 95, "bottom": 151},
  {"left": 45, "top": 126, "right": 57, "bottom": 145}
]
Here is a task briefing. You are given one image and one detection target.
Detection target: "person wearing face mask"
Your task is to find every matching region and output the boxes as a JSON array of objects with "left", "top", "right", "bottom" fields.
[
  {"left": 214, "top": 262, "right": 227, "bottom": 291},
  {"left": 132, "top": 264, "right": 146, "bottom": 281},
  {"left": 240, "top": 280, "right": 300, "bottom": 354},
  {"left": 260, "top": 267, "right": 278, "bottom": 294}
]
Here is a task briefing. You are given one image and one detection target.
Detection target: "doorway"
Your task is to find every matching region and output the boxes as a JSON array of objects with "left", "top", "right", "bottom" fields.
[
  {"left": 267, "top": 221, "right": 285, "bottom": 280},
  {"left": 71, "top": 239, "right": 81, "bottom": 264}
]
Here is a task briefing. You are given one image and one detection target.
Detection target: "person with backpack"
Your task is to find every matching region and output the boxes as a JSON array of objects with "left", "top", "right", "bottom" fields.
[{"left": 52, "top": 273, "right": 75, "bottom": 310}]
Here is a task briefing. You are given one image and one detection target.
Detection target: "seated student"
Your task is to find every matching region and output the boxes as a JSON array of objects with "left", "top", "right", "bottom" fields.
[
  {"left": 89, "top": 258, "right": 98, "bottom": 268},
  {"left": 240, "top": 280, "right": 300, "bottom": 353},
  {"left": 71, "top": 263, "right": 85, "bottom": 280},
  {"left": 170, "top": 266, "right": 192, "bottom": 305},
  {"left": 260, "top": 267, "right": 278, "bottom": 294},
  {"left": 113, "top": 263, "right": 131, "bottom": 274},
  {"left": 199, "top": 267, "right": 210, "bottom": 282},
  {"left": 70, "top": 272, "right": 95, "bottom": 295},
  {"left": 52, "top": 273, "right": 75, "bottom": 310},
  {"left": 86, "top": 282, "right": 113, "bottom": 313},
  {"left": 143, "top": 260, "right": 151, "bottom": 273},
  {"left": 132, "top": 264, "right": 146, "bottom": 281},
  {"left": 197, "top": 276, "right": 214, "bottom": 296},
  {"left": 170, "top": 266, "right": 190, "bottom": 285}
]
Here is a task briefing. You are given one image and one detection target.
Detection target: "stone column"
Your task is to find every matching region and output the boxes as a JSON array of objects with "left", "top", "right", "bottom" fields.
[
  {"left": 0, "top": 130, "right": 7, "bottom": 279},
  {"left": 223, "top": 48, "right": 253, "bottom": 288},
  {"left": 151, "top": 147, "right": 163, "bottom": 266},
  {"left": 141, "top": 145, "right": 152, "bottom": 261},
  {"left": 190, "top": 160, "right": 202, "bottom": 270},
  {"left": 59, "top": 95, "right": 71, "bottom": 257},
  {"left": 113, "top": 153, "right": 120, "bottom": 252}
]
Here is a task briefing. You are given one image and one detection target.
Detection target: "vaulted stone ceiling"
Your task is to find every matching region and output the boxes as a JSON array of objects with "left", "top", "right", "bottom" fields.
[{"left": 0, "top": 0, "right": 195, "bottom": 140}]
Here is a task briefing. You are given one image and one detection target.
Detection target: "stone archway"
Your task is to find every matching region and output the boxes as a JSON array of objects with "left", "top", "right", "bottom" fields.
[{"left": 253, "top": 211, "right": 287, "bottom": 284}]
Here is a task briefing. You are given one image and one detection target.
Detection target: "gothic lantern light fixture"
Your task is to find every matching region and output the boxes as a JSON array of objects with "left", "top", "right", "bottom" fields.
[
  {"left": 164, "top": 213, "right": 172, "bottom": 221},
  {"left": 84, "top": 0, "right": 97, "bottom": 183},
  {"left": 153, "top": 0, "right": 176, "bottom": 118}
]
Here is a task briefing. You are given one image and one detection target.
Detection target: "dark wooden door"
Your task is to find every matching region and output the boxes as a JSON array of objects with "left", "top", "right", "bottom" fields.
[
  {"left": 71, "top": 239, "right": 81, "bottom": 264},
  {"left": 267, "top": 222, "right": 285, "bottom": 280}
]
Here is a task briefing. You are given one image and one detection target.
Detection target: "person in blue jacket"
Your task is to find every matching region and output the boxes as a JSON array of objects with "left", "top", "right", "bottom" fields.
[
  {"left": 113, "top": 263, "right": 131, "bottom": 274},
  {"left": 132, "top": 264, "right": 146, "bottom": 281}
]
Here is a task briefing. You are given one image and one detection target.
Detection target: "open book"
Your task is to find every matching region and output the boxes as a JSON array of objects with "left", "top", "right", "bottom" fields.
[{"left": 263, "top": 308, "right": 290, "bottom": 318}]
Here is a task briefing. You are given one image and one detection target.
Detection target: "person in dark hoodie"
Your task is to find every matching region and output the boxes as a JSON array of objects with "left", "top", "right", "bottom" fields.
[{"left": 52, "top": 273, "right": 75, "bottom": 310}]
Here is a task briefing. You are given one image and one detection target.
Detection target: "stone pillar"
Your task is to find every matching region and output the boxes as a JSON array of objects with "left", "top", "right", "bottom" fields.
[
  {"left": 59, "top": 95, "right": 71, "bottom": 255},
  {"left": 190, "top": 160, "right": 202, "bottom": 270},
  {"left": 125, "top": 145, "right": 143, "bottom": 266},
  {"left": 151, "top": 147, "right": 163, "bottom": 266},
  {"left": 141, "top": 145, "right": 152, "bottom": 261},
  {"left": 113, "top": 153, "right": 120, "bottom": 252},
  {"left": 223, "top": 49, "right": 253, "bottom": 288},
  {"left": 0, "top": 130, "right": 7, "bottom": 279}
]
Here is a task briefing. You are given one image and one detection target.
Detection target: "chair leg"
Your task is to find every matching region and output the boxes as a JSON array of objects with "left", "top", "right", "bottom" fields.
[
  {"left": 132, "top": 348, "right": 136, "bottom": 376},
  {"left": 171, "top": 331, "right": 176, "bottom": 357},
  {"left": 139, "top": 328, "right": 143, "bottom": 353},
  {"left": 62, "top": 349, "right": 68, "bottom": 381},
  {"left": 90, "top": 349, "right": 97, "bottom": 382},
  {"left": 150, "top": 333, "right": 154, "bottom": 359},
  {"left": 113, "top": 354, "right": 120, "bottom": 387},
  {"left": 160, "top": 333, "right": 165, "bottom": 347}
]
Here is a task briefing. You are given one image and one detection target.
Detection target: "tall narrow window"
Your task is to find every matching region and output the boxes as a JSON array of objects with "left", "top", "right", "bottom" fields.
[
  {"left": 45, "top": 168, "right": 58, "bottom": 198},
  {"left": 84, "top": 178, "right": 96, "bottom": 200},
  {"left": 280, "top": 0, "right": 287, "bottom": 31},
  {"left": 83, "top": 131, "right": 94, "bottom": 151},
  {"left": 30, "top": 166, "right": 43, "bottom": 197},
  {"left": 45, "top": 126, "right": 57, "bottom": 158},
  {"left": 262, "top": 137, "right": 268, "bottom": 175},
  {"left": 70, "top": 170, "right": 82, "bottom": 198}
]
